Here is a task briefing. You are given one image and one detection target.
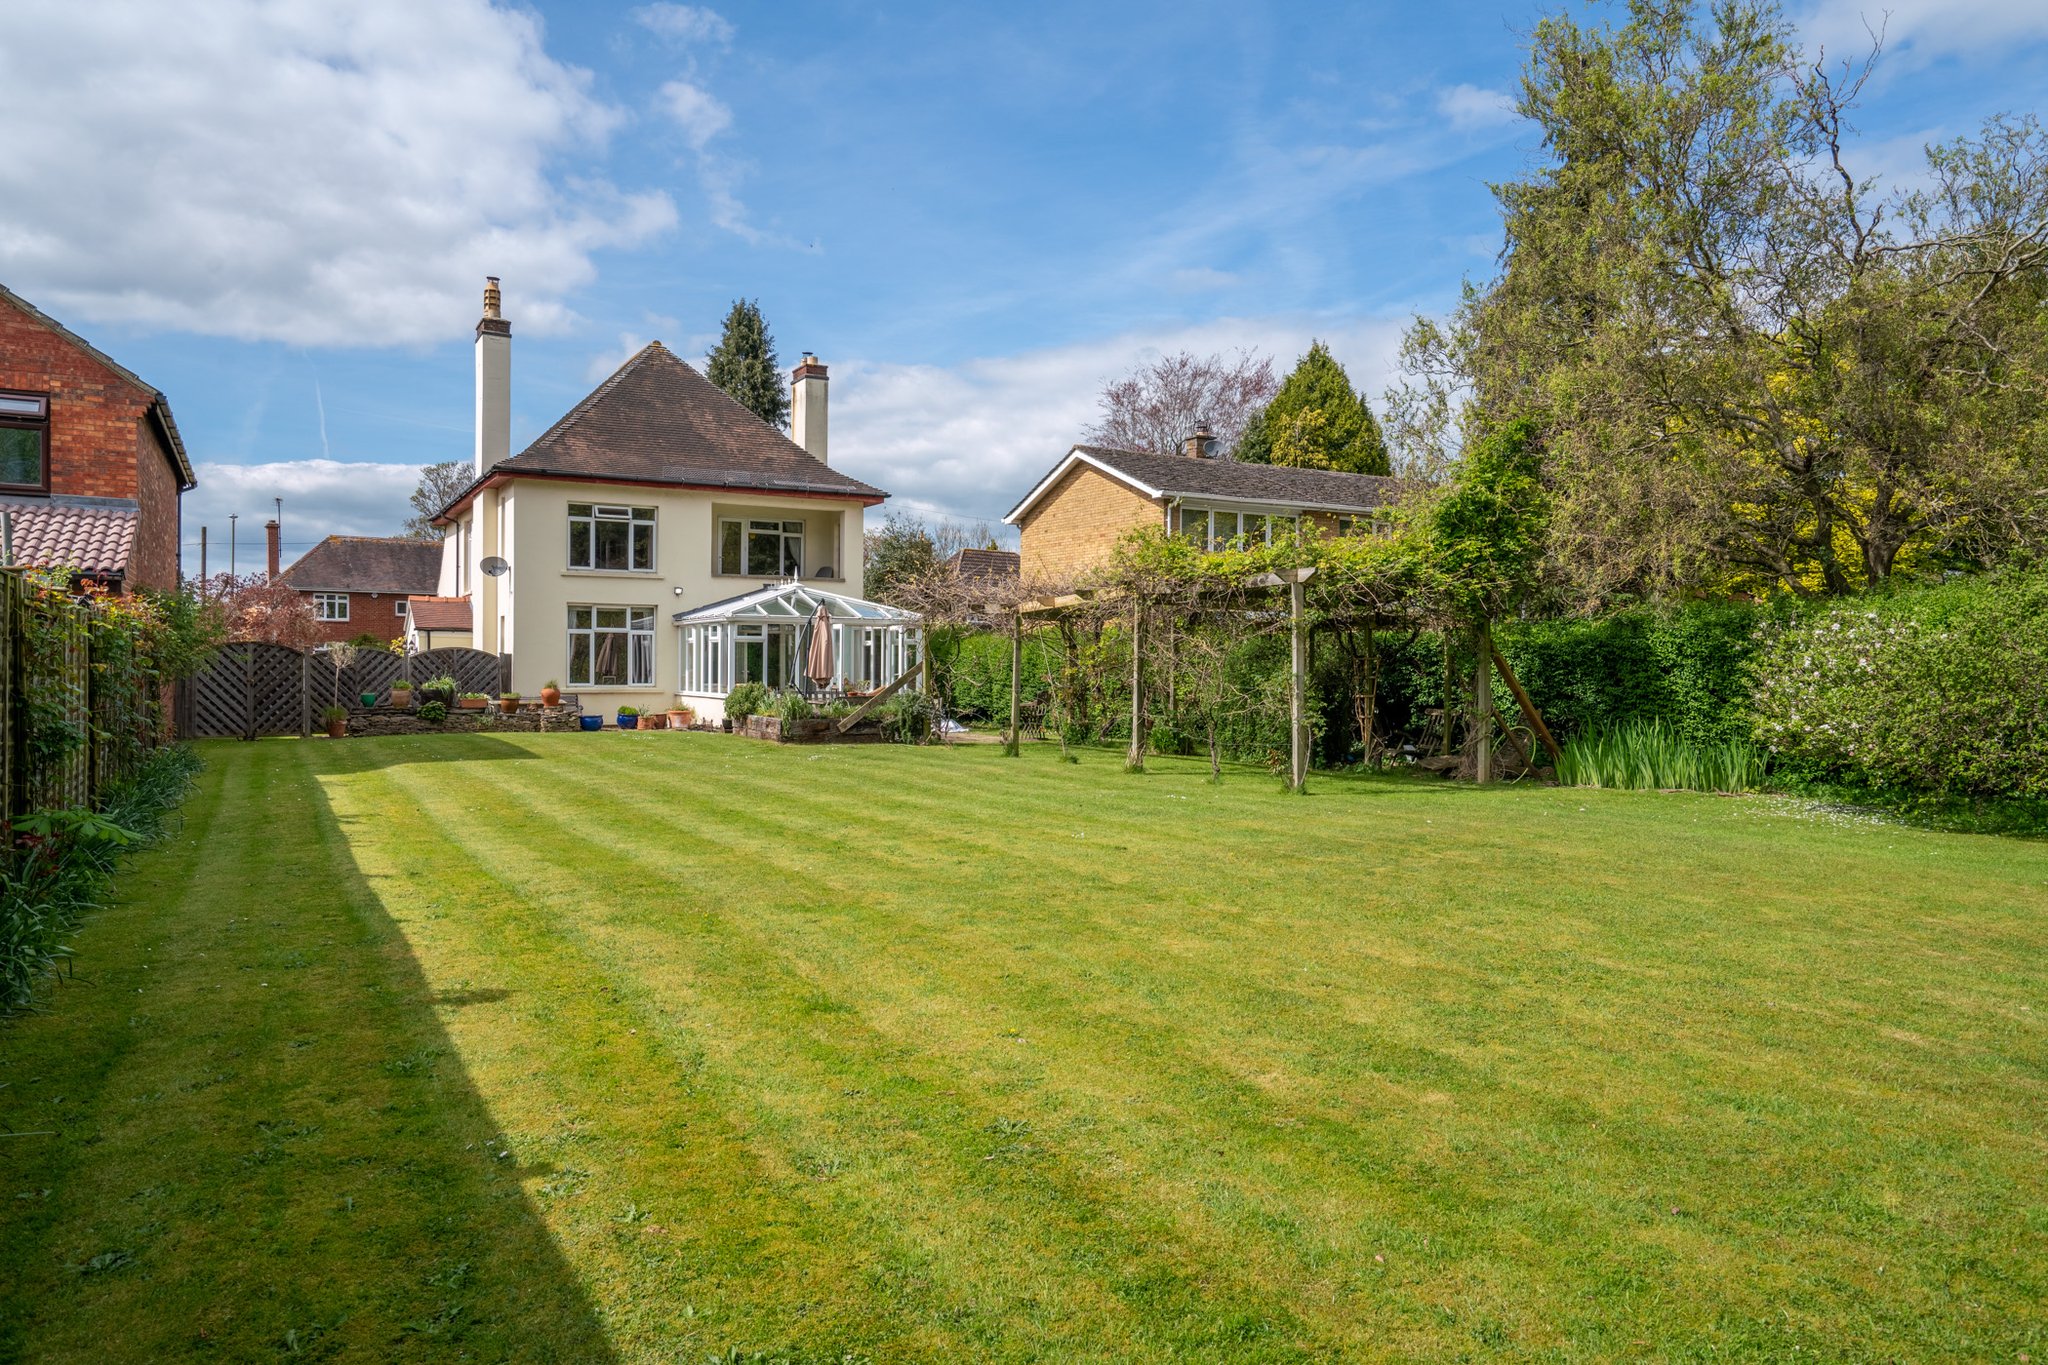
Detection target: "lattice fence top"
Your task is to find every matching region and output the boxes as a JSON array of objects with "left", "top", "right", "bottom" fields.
[
  {"left": 180, "top": 644, "right": 508, "bottom": 739},
  {"left": 414, "top": 647, "right": 504, "bottom": 698}
]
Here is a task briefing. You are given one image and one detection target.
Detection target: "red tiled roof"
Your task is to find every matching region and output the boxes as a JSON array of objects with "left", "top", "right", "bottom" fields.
[
  {"left": 279, "top": 536, "right": 441, "bottom": 594},
  {"left": 0, "top": 498, "right": 138, "bottom": 578},
  {"left": 406, "top": 595, "right": 473, "bottom": 631}
]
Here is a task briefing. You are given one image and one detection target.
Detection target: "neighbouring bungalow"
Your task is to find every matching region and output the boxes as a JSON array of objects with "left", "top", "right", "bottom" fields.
[
  {"left": 945, "top": 546, "right": 1020, "bottom": 582},
  {"left": 1003, "top": 424, "right": 1399, "bottom": 584},
  {"left": 429, "top": 278, "right": 920, "bottom": 720},
  {"left": 271, "top": 530, "right": 440, "bottom": 646},
  {"left": 0, "top": 283, "right": 197, "bottom": 592}
]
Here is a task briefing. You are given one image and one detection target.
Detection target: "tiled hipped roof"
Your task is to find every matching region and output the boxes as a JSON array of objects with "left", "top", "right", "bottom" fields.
[
  {"left": 489, "top": 343, "right": 885, "bottom": 501},
  {"left": 1068, "top": 445, "right": 1400, "bottom": 511},
  {"left": 278, "top": 536, "right": 442, "bottom": 594},
  {"left": 0, "top": 498, "right": 139, "bottom": 578},
  {"left": 947, "top": 547, "right": 1020, "bottom": 580},
  {"left": 405, "top": 596, "right": 473, "bottom": 631}
]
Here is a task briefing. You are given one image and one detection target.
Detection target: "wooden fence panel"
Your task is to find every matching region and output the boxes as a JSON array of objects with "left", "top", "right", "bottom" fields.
[
  {"left": 336, "top": 650, "right": 403, "bottom": 705},
  {"left": 414, "top": 647, "right": 505, "bottom": 698},
  {"left": 178, "top": 644, "right": 511, "bottom": 740},
  {"left": 250, "top": 644, "right": 307, "bottom": 738},
  {"left": 186, "top": 641, "right": 252, "bottom": 739}
]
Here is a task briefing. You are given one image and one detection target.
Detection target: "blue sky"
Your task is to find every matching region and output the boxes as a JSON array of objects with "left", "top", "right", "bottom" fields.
[{"left": 4, "top": 0, "right": 2045, "bottom": 574}]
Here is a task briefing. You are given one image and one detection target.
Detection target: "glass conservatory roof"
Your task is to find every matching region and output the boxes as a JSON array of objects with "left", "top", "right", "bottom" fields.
[{"left": 672, "top": 580, "right": 920, "bottom": 625}]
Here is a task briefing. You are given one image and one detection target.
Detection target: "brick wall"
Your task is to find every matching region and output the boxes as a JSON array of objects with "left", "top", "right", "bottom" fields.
[
  {"left": 303, "top": 590, "right": 412, "bottom": 646},
  {"left": 0, "top": 294, "right": 185, "bottom": 589},
  {"left": 1017, "top": 464, "right": 1163, "bottom": 584}
]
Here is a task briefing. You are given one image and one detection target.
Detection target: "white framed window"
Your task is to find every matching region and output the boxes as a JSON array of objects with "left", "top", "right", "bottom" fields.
[
  {"left": 678, "top": 624, "right": 728, "bottom": 693},
  {"left": 718, "top": 518, "right": 805, "bottom": 577},
  {"left": 567, "top": 605, "right": 654, "bottom": 687},
  {"left": 313, "top": 592, "right": 349, "bottom": 622},
  {"left": 568, "top": 503, "right": 656, "bottom": 572},
  {"left": 393, "top": 600, "right": 408, "bottom": 617},
  {"left": 1176, "top": 505, "right": 1296, "bottom": 550}
]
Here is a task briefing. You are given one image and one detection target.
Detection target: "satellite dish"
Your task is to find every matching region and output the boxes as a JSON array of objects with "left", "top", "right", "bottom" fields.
[{"left": 480, "top": 556, "right": 510, "bottom": 577}]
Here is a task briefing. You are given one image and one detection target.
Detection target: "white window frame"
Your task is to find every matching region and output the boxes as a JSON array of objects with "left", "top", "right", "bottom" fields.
[
  {"left": 717, "top": 517, "right": 806, "bottom": 578},
  {"left": 313, "top": 592, "right": 349, "bottom": 622},
  {"left": 393, "top": 600, "right": 408, "bottom": 617},
  {"left": 1176, "top": 504, "right": 1298, "bottom": 550},
  {"left": 566, "top": 605, "right": 655, "bottom": 687},
  {"left": 567, "top": 503, "right": 656, "bottom": 573}
]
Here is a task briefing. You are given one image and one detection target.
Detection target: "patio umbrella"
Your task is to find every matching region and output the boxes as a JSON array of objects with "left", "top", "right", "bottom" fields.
[{"left": 804, "top": 601, "right": 836, "bottom": 689}]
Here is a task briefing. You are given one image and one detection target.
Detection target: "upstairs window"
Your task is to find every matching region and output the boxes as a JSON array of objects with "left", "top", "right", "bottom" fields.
[
  {"left": 568, "top": 503, "right": 655, "bottom": 572},
  {"left": 718, "top": 518, "right": 805, "bottom": 577},
  {"left": 313, "top": 592, "right": 349, "bottom": 622},
  {"left": 0, "top": 392, "right": 49, "bottom": 492}
]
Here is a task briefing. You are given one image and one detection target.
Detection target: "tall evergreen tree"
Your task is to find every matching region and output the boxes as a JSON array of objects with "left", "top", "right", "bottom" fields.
[
  {"left": 706, "top": 299, "right": 789, "bottom": 429},
  {"left": 1234, "top": 342, "right": 1389, "bottom": 474}
]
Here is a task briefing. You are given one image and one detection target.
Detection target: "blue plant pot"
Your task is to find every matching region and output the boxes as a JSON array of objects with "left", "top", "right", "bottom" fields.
[
  {"left": 616, "top": 713, "right": 639, "bottom": 730},
  {"left": 578, "top": 715, "right": 603, "bottom": 732}
]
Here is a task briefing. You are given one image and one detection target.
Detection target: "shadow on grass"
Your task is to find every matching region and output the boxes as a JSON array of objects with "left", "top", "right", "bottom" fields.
[
  {"left": 0, "top": 741, "right": 619, "bottom": 1361},
  {"left": 233, "top": 733, "right": 548, "bottom": 772}
]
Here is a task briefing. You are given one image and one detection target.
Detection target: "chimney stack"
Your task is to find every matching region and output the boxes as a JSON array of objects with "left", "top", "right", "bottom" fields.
[
  {"left": 475, "top": 275, "right": 511, "bottom": 476},
  {"left": 1184, "top": 421, "right": 1214, "bottom": 459},
  {"left": 791, "top": 353, "right": 828, "bottom": 464},
  {"left": 264, "top": 519, "right": 281, "bottom": 581}
]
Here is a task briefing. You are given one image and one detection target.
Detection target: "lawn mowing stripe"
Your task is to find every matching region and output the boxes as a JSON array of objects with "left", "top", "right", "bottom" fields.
[
  {"left": 364, "top": 749, "right": 1359, "bottom": 1365},
  {"left": 399, "top": 736, "right": 2048, "bottom": 1365}
]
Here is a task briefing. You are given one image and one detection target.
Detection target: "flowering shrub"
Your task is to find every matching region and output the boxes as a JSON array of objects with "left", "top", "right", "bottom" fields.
[{"left": 1752, "top": 570, "right": 2048, "bottom": 798}]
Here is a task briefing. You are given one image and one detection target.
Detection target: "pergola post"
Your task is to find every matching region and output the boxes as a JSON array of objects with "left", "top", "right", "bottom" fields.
[
  {"left": 1470, "top": 622, "right": 1494, "bottom": 785},
  {"left": 1125, "top": 600, "right": 1144, "bottom": 772},
  {"left": 1289, "top": 575, "right": 1308, "bottom": 793},
  {"left": 1005, "top": 610, "right": 1022, "bottom": 757}
]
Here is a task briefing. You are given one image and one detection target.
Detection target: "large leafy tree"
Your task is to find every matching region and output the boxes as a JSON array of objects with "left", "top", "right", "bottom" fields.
[
  {"left": 1236, "top": 342, "right": 1390, "bottom": 474},
  {"left": 1083, "top": 350, "right": 1277, "bottom": 454},
  {"left": 403, "top": 460, "right": 471, "bottom": 539},
  {"left": 1398, "top": 0, "right": 2048, "bottom": 603},
  {"left": 706, "top": 298, "right": 789, "bottom": 430}
]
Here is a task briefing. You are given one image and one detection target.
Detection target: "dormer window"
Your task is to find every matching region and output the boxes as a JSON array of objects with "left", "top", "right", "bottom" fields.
[
  {"left": 568, "top": 503, "right": 655, "bottom": 572},
  {"left": 0, "top": 392, "right": 50, "bottom": 493}
]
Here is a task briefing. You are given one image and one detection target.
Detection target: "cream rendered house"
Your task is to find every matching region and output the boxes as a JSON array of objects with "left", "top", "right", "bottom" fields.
[{"left": 428, "top": 279, "right": 917, "bottom": 720}]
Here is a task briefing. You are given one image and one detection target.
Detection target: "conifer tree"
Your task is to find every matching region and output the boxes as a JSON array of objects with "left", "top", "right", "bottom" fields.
[
  {"left": 706, "top": 299, "right": 789, "bottom": 429},
  {"left": 1235, "top": 341, "right": 1389, "bottom": 474}
]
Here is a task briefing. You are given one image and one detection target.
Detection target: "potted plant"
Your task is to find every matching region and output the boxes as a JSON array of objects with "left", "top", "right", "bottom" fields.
[
  {"left": 417, "top": 700, "right": 448, "bottom": 724},
  {"left": 637, "top": 711, "right": 662, "bottom": 730},
  {"left": 539, "top": 679, "right": 561, "bottom": 706},
  {"left": 616, "top": 705, "right": 641, "bottom": 729},
  {"left": 498, "top": 691, "right": 520, "bottom": 714},
  {"left": 419, "top": 675, "right": 458, "bottom": 708},
  {"left": 457, "top": 691, "right": 489, "bottom": 711},
  {"left": 390, "top": 680, "right": 414, "bottom": 708},
  {"left": 320, "top": 703, "right": 348, "bottom": 738},
  {"left": 667, "top": 705, "right": 693, "bottom": 730},
  {"left": 578, "top": 714, "right": 603, "bottom": 731}
]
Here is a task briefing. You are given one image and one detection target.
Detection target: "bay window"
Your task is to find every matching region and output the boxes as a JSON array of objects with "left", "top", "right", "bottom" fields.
[
  {"left": 567, "top": 606, "right": 654, "bottom": 687},
  {"left": 568, "top": 503, "right": 655, "bottom": 572}
]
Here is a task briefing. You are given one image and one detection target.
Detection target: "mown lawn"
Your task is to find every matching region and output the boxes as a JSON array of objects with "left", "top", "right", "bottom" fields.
[{"left": 1, "top": 733, "right": 2043, "bottom": 1363}]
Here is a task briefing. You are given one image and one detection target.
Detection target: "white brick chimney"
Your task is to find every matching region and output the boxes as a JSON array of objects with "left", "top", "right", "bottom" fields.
[
  {"left": 791, "top": 352, "right": 828, "bottom": 464},
  {"left": 474, "top": 276, "right": 511, "bottom": 476}
]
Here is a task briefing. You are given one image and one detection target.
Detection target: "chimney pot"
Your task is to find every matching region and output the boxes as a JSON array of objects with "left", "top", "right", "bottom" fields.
[
  {"left": 264, "top": 519, "right": 281, "bottom": 581},
  {"left": 482, "top": 275, "right": 502, "bottom": 320},
  {"left": 1184, "top": 421, "right": 1215, "bottom": 459}
]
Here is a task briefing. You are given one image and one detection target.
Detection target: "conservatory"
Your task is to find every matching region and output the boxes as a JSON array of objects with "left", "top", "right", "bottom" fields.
[{"left": 673, "top": 581, "right": 923, "bottom": 719}]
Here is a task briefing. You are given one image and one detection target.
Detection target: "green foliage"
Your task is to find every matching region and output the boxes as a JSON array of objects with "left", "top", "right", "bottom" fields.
[
  {"left": 1555, "top": 719, "right": 1764, "bottom": 793},
  {"left": 1426, "top": 418, "right": 1547, "bottom": 623},
  {"left": 415, "top": 701, "right": 447, "bottom": 723},
  {"left": 403, "top": 459, "right": 470, "bottom": 538},
  {"left": 936, "top": 632, "right": 1055, "bottom": 722},
  {"left": 1234, "top": 342, "right": 1389, "bottom": 474},
  {"left": 320, "top": 704, "right": 349, "bottom": 724},
  {"left": 1753, "top": 568, "right": 2048, "bottom": 799},
  {"left": 706, "top": 298, "right": 789, "bottom": 429},
  {"left": 766, "top": 690, "right": 818, "bottom": 723},
  {"left": 863, "top": 512, "right": 940, "bottom": 606},
  {"left": 0, "top": 745, "right": 198, "bottom": 1012},
  {"left": 880, "top": 690, "right": 935, "bottom": 743},
  {"left": 725, "top": 683, "right": 771, "bottom": 722}
]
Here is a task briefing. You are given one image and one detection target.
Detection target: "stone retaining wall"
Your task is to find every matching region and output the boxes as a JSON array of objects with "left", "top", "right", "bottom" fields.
[{"left": 736, "top": 715, "right": 889, "bottom": 744}]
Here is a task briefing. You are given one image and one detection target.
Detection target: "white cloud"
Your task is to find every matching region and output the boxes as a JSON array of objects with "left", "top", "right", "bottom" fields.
[
  {"left": 585, "top": 332, "right": 652, "bottom": 384},
  {"left": 0, "top": 0, "right": 676, "bottom": 347},
  {"left": 659, "top": 80, "right": 734, "bottom": 151},
  {"left": 1799, "top": 0, "right": 2048, "bottom": 68},
  {"left": 633, "top": 4, "right": 734, "bottom": 46},
  {"left": 1435, "top": 84, "right": 1520, "bottom": 132},
  {"left": 830, "top": 316, "right": 1411, "bottom": 529},
  {"left": 184, "top": 460, "right": 427, "bottom": 575}
]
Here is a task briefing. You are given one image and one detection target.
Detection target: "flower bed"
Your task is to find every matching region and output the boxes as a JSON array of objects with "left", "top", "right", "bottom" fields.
[
  {"left": 737, "top": 714, "right": 888, "bottom": 744},
  {"left": 343, "top": 701, "right": 583, "bottom": 737}
]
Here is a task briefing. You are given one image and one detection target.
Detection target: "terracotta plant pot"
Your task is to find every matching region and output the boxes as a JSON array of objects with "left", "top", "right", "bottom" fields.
[
  {"left": 498, "top": 698, "right": 519, "bottom": 714},
  {"left": 638, "top": 713, "right": 663, "bottom": 730},
  {"left": 325, "top": 720, "right": 346, "bottom": 739},
  {"left": 457, "top": 697, "right": 487, "bottom": 710},
  {"left": 539, "top": 686, "right": 561, "bottom": 706},
  {"left": 390, "top": 688, "right": 413, "bottom": 708},
  {"left": 666, "top": 709, "right": 690, "bottom": 730}
]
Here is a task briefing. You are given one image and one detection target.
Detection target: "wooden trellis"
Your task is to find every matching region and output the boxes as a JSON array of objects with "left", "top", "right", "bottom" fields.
[{"left": 181, "top": 645, "right": 509, "bottom": 740}]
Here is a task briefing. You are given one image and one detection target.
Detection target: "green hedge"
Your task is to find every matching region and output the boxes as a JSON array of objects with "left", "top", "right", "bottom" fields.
[
  {"left": 1753, "top": 569, "right": 2048, "bottom": 799},
  {"left": 1496, "top": 603, "right": 1766, "bottom": 746}
]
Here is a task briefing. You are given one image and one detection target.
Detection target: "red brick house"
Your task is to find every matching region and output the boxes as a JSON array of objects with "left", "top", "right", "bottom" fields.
[
  {"left": 0, "top": 284, "right": 196, "bottom": 591},
  {"left": 274, "top": 535, "right": 442, "bottom": 646}
]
